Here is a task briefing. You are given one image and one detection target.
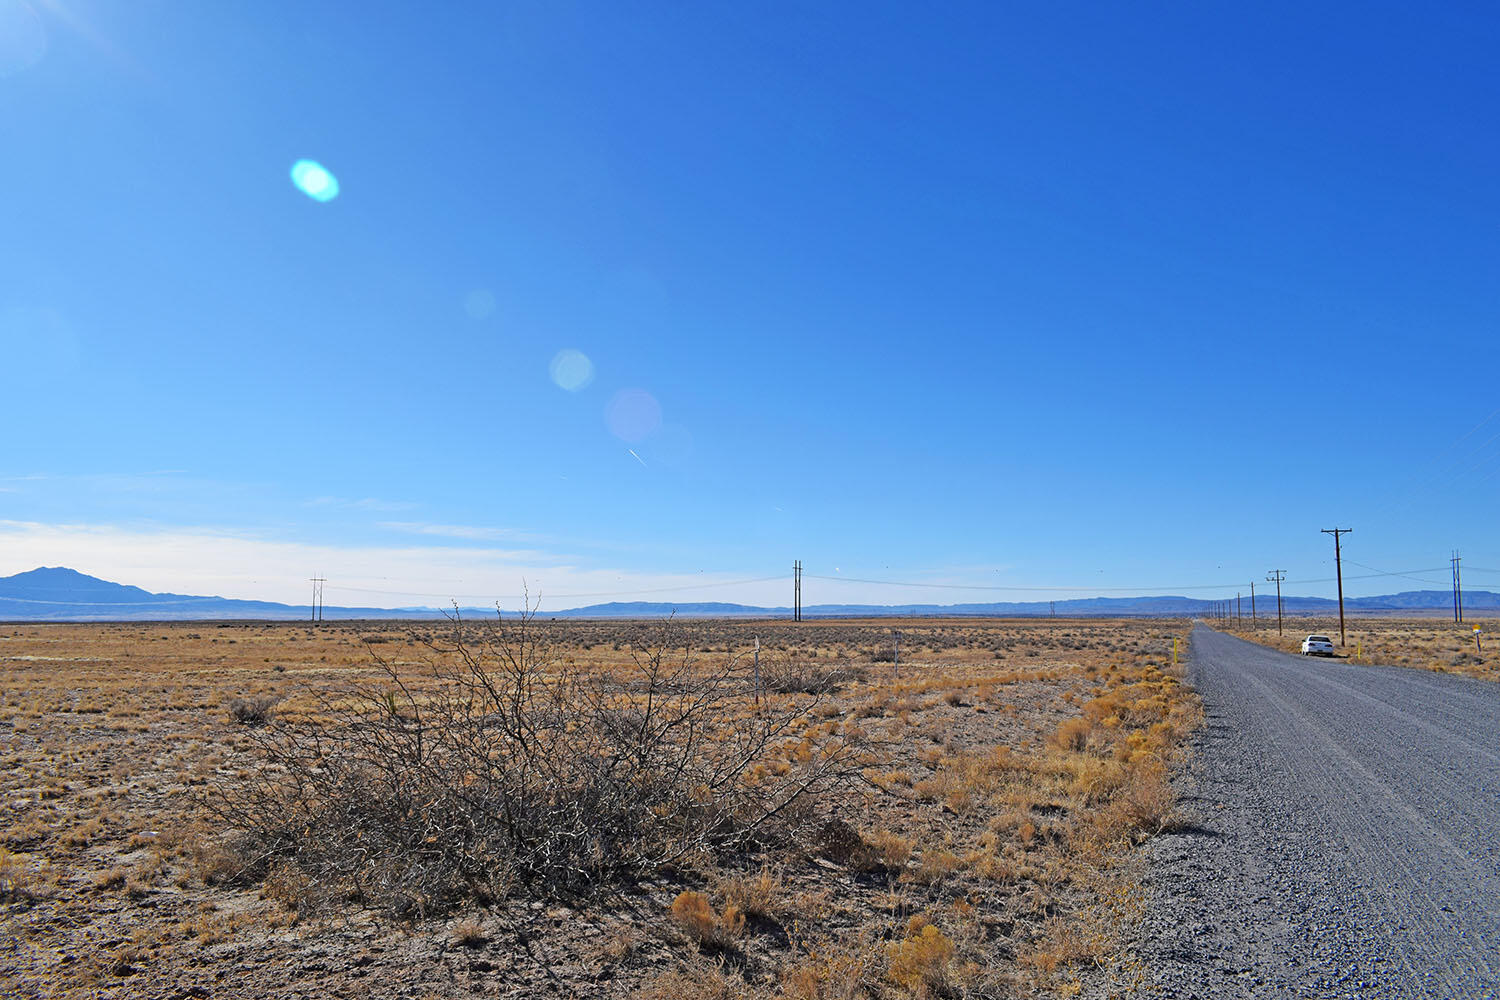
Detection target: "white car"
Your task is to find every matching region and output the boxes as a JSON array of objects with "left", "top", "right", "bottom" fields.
[{"left": 1301, "top": 634, "right": 1336, "bottom": 656}]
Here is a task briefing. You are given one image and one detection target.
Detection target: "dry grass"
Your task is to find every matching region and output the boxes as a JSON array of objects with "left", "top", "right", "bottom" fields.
[
  {"left": 669, "top": 890, "right": 746, "bottom": 950},
  {"left": 1221, "top": 615, "right": 1500, "bottom": 681},
  {"left": 0, "top": 616, "right": 1199, "bottom": 998}
]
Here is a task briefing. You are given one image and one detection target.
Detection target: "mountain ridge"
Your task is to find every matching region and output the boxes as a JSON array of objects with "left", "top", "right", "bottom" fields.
[{"left": 1, "top": 567, "right": 1496, "bottom": 621}]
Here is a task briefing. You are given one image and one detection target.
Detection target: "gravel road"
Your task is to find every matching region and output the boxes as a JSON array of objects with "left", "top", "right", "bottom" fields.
[{"left": 1134, "top": 624, "right": 1500, "bottom": 998}]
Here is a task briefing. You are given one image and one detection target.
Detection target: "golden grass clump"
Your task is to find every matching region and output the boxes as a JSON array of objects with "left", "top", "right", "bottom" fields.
[
  {"left": 719, "top": 864, "right": 786, "bottom": 921},
  {"left": 670, "top": 891, "right": 746, "bottom": 950},
  {"left": 886, "top": 923, "right": 956, "bottom": 996}
]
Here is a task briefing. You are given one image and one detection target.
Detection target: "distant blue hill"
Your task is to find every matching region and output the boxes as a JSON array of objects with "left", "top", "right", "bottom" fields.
[
  {"left": 0, "top": 567, "right": 410, "bottom": 621},
  {"left": 1, "top": 567, "right": 1496, "bottom": 622}
]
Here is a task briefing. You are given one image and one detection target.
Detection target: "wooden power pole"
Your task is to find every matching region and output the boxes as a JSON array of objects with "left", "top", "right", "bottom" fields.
[
  {"left": 1452, "top": 550, "right": 1464, "bottom": 624},
  {"left": 1321, "top": 528, "right": 1351, "bottom": 646},
  {"left": 1267, "top": 570, "right": 1285, "bottom": 636}
]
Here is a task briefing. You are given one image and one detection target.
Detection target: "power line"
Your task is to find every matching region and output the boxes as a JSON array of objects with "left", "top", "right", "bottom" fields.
[
  {"left": 803, "top": 566, "right": 1447, "bottom": 593},
  {"left": 1344, "top": 560, "right": 1448, "bottom": 586},
  {"left": 1363, "top": 404, "right": 1500, "bottom": 524},
  {"left": 323, "top": 575, "right": 788, "bottom": 602}
]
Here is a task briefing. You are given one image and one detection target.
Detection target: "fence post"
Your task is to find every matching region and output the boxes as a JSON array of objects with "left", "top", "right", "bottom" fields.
[{"left": 753, "top": 635, "right": 760, "bottom": 706}]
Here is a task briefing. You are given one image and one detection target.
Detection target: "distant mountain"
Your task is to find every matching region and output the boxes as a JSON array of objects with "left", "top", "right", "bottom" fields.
[
  {"left": 0, "top": 567, "right": 417, "bottom": 621},
  {"left": 0, "top": 566, "right": 195, "bottom": 605},
  {"left": 2, "top": 567, "right": 1496, "bottom": 622}
]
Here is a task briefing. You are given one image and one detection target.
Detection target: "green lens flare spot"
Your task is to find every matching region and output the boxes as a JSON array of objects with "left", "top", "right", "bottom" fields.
[{"left": 290, "top": 159, "right": 339, "bottom": 202}]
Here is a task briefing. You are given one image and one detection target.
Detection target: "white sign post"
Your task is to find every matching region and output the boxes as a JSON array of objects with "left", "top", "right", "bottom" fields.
[{"left": 753, "top": 636, "right": 761, "bottom": 706}]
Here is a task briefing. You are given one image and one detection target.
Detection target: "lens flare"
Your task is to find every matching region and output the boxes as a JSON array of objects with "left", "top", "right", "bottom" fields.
[
  {"left": 290, "top": 159, "right": 339, "bottom": 202},
  {"left": 605, "top": 388, "right": 662, "bottom": 442},
  {"left": 549, "top": 349, "right": 594, "bottom": 391}
]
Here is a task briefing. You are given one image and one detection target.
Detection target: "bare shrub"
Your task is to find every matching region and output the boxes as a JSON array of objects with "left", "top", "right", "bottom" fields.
[
  {"left": 199, "top": 610, "right": 859, "bottom": 916},
  {"left": 225, "top": 694, "right": 279, "bottom": 726},
  {"left": 762, "top": 652, "right": 859, "bottom": 695}
]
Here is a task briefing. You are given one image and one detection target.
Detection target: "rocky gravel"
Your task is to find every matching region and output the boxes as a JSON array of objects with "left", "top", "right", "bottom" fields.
[{"left": 1133, "top": 624, "right": 1500, "bottom": 999}]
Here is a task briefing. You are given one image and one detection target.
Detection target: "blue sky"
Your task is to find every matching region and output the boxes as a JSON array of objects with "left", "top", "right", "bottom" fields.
[{"left": 3, "top": 1, "right": 1499, "bottom": 609}]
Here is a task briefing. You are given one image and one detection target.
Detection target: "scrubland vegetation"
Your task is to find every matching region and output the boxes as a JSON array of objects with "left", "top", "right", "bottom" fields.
[
  {"left": 1219, "top": 616, "right": 1499, "bottom": 681},
  {"left": 0, "top": 616, "right": 1198, "bottom": 998}
]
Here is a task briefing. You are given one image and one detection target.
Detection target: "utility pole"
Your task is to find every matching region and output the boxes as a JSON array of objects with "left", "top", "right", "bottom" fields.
[
  {"left": 1452, "top": 550, "right": 1464, "bottom": 624},
  {"left": 1236, "top": 592, "right": 1241, "bottom": 623},
  {"left": 792, "top": 561, "right": 801, "bottom": 622},
  {"left": 1050, "top": 601, "right": 1055, "bottom": 618},
  {"left": 1321, "top": 528, "right": 1351, "bottom": 646},
  {"left": 1250, "top": 582, "right": 1256, "bottom": 625},
  {"left": 1456, "top": 553, "right": 1463, "bottom": 625},
  {"left": 309, "top": 575, "right": 326, "bottom": 623},
  {"left": 1267, "top": 570, "right": 1285, "bottom": 636}
]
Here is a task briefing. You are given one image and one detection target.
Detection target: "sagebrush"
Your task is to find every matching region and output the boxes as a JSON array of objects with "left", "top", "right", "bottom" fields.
[{"left": 200, "top": 611, "right": 861, "bottom": 915}]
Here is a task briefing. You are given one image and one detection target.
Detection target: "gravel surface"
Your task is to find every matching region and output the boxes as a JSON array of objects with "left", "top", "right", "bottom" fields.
[{"left": 1134, "top": 624, "right": 1500, "bottom": 998}]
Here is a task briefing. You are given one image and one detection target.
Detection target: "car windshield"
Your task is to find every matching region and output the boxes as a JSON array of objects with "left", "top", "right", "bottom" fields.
[{"left": 1308, "top": 636, "right": 1332, "bottom": 643}]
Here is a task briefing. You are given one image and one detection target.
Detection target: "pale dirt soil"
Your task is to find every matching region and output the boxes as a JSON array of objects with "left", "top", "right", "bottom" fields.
[{"left": 0, "top": 618, "right": 1198, "bottom": 999}]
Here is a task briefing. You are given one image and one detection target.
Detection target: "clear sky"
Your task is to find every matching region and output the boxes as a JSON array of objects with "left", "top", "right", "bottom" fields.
[{"left": 3, "top": 1, "right": 1499, "bottom": 610}]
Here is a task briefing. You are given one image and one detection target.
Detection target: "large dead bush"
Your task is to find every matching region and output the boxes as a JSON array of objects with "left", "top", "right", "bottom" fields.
[
  {"left": 760, "top": 651, "right": 861, "bottom": 695},
  {"left": 201, "top": 611, "right": 859, "bottom": 916}
]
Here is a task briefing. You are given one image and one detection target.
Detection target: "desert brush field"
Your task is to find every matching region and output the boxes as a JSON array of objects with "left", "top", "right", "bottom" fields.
[
  {"left": 1217, "top": 616, "right": 1499, "bottom": 681},
  {"left": 0, "top": 616, "right": 1199, "bottom": 999}
]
